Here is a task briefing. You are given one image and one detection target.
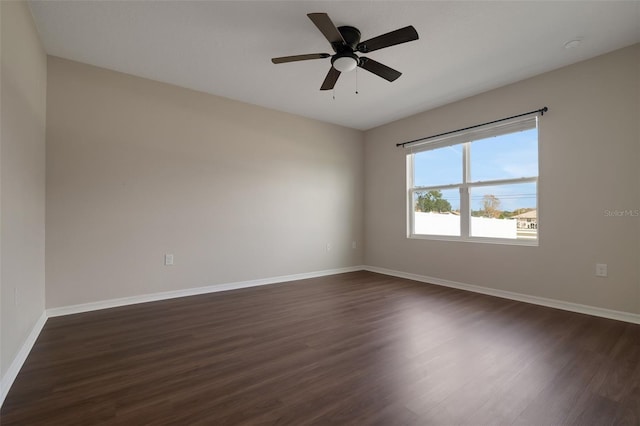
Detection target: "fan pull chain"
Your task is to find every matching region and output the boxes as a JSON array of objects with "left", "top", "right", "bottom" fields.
[
  {"left": 333, "top": 87, "right": 335, "bottom": 100},
  {"left": 355, "top": 67, "right": 359, "bottom": 94}
]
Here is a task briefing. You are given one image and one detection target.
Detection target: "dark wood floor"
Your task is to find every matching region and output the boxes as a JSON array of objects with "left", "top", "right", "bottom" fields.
[{"left": 2, "top": 271, "right": 639, "bottom": 425}]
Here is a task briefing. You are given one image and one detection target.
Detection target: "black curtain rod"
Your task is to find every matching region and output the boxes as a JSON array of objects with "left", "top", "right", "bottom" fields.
[{"left": 396, "top": 106, "right": 548, "bottom": 148}]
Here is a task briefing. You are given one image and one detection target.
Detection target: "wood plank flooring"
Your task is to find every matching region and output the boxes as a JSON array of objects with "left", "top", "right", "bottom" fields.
[{"left": 2, "top": 271, "right": 639, "bottom": 425}]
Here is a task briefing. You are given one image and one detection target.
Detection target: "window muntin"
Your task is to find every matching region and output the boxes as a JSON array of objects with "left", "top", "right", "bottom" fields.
[{"left": 408, "top": 117, "right": 538, "bottom": 244}]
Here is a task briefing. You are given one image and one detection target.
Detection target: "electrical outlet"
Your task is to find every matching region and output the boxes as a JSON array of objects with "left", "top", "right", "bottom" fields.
[
  {"left": 165, "top": 254, "right": 174, "bottom": 266},
  {"left": 326, "top": 243, "right": 332, "bottom": 252},
  {"left": 595, "top": 263, "right": 607, "bottom": 277},
  {"left": 352, "top": 241, "right": 357, "bottom": 249}
]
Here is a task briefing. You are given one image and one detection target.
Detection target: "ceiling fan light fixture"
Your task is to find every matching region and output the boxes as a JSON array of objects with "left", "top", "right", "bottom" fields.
[{"left": 332, "top": 54, "right": 358, "bottom": 72}]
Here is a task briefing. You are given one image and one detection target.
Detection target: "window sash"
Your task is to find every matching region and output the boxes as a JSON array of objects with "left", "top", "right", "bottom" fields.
[{"left": 413, "top": 175, "right": 537, "bottom": 192}]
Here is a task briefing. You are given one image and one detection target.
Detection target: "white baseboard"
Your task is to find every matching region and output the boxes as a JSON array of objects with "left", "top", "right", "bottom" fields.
[
  {"left": 363, "top": 265, "right": 640, "bottom": 325},
  {"left": 47, "top": 265, "right": 364, "bottom": 318},
  {"left": 1, "top": 311, "right": 48, "bottom": 407}
]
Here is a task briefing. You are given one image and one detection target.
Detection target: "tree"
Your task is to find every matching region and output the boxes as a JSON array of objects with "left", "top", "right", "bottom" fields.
[
  {"left": 416, "top": 190, "right": 452, "bottom": 213},
  {"left": 482, "top": 194, "right": 502, "bottom": 218}
]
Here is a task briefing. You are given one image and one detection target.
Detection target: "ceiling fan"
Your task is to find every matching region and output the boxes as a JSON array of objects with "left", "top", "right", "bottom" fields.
[{"left": 271, "top": 13, "right": 419, "bottom": 91}]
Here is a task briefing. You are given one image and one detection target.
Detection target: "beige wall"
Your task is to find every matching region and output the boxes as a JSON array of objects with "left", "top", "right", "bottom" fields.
[
  {"left": 45, "top": 57, "right": 364, "bottom": 308},
  {"left": 1, "top": 1, "right": 47, "bottom": 378},
  {"left": 365, "top": 44, "right": 640, "bottom": 314}
]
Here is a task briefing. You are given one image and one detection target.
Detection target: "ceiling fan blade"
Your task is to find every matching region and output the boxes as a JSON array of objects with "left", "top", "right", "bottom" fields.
[
  {"left": 357, "top": 25, "right": 419, "bottom": 53},
  {"left": 307, "top": 13, "right": 345, "bottom": 46},
  {"left": 320, "top": 67, "right": 341, "bottom": 90},
  {"left": 271, "top": 53, "right": 330, "bottom": 64},
  {"left": 358, "top": 57, "right": 402, "bottom": 82}
]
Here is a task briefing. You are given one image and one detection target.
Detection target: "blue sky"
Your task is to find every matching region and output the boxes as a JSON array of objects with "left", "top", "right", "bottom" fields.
[{"left": 414, "top": 129, "right": 538, "bottom": 211}]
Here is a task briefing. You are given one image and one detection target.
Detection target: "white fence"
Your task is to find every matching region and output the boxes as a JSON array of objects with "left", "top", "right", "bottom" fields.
[{"left": 414, "top": 212, "right": 517, "bottom": 238}]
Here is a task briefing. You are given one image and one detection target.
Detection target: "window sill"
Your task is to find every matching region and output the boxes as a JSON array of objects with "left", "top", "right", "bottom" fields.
[{"left": 408, "top": 234, "right": 538, "bottom": 247}]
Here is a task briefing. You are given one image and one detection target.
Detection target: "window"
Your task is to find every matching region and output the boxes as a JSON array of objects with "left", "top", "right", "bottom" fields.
[{"left": 407, "top": 116, "right": 539, "bottom": 244}]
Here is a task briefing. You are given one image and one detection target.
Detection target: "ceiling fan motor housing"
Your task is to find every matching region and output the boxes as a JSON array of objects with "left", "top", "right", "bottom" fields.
[{"left": 336, "top": 26, "right": 361, "bottom": 51}]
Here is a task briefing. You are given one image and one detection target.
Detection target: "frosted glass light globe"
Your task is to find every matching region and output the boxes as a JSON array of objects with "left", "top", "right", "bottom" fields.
[{"left": 333, "top": 56, "right": 358, "bottom": 72}]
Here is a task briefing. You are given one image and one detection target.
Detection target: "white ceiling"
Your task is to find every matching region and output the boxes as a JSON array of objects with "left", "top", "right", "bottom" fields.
[{"left": 29, "top": 1, "right": 640, "bottom": 130}]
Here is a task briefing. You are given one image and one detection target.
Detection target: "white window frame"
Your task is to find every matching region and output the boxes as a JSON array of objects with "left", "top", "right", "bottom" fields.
[{"left": 406, "top": 116, "right": 539, "bottom": 246}]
